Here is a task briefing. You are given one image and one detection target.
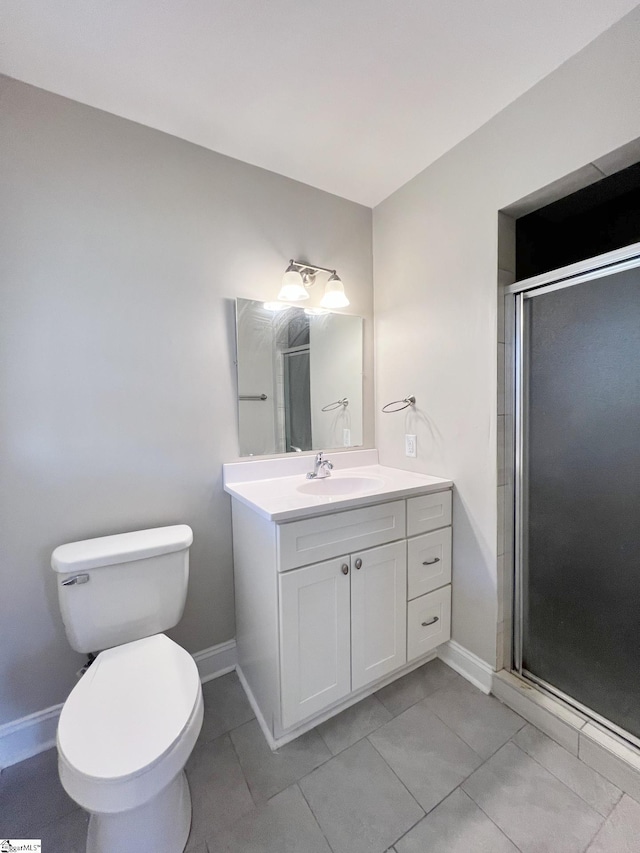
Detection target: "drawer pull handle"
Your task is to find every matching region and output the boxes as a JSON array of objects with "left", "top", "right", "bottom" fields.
[
  {"left": 421, "top": 616, "right": 439, "bottom": 627},
  {"left": 422, "top": 557, "right": 440, "bottom": 565},
  {"left": 354, "top": 558, "right": 362, "bottom": 570},
  {"left": 341, "top": 564, "right": 349, "bottom": 575}
]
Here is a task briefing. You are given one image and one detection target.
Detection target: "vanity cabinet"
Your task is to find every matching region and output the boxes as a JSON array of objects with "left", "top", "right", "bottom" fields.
[
  {"left": 229, "top": 481, "right": 453, "bottom": 748},
  {"left": 280, "top": 540, "right": 407, "bottom": 729}
]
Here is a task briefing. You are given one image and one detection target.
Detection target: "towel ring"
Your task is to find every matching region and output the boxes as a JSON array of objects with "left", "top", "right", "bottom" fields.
[
  {"left": 321, "top": 397, "right": 349, "bottom": 412},
  {"left": 381, "top": 395, "right": 416, "bottom": 413}
]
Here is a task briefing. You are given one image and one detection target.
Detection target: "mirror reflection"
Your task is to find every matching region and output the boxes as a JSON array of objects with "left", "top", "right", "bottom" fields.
[{"left": 236, "top": 299, "right": 363, "bottom": 456}]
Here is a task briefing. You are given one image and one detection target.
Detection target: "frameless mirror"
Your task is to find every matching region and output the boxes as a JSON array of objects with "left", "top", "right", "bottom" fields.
[{"left": 235, "top": 299, "right": 363, "bottom": 456}]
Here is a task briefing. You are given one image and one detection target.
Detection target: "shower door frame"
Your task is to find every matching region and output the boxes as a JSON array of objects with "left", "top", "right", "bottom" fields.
[{"left": 507, "top": 239, "right": 640, "bottom": 749}]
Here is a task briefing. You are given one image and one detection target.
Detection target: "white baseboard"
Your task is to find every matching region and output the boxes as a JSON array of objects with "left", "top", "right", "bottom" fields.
[
  {"left": 438, "top": 639, "right": 493, "bottom": 694},
  {"left": 236, "top": 665, "right": 279, "bottom": 751},
  {"left": 0, "top": 703, "right": 62, "bottom": 771},
  {"left": 193, "top": 638, "right": 237, "bottom": 683},
  {"left": 0, "top": 637, "right": 238, "bottom": 770}
]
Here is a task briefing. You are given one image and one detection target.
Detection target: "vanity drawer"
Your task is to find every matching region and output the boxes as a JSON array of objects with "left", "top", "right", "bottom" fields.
[
  {"left": 407, "top": 585, "right": 451, "bottom": 661},
  {"left": 407, "top": 490, "right": 452, "bottom": 537},
  {"left": 407, "top": 527, "right": 452, "bottom": 600},
  {"left": 278, "top": 500, "right": 406, "bottom": 571}
]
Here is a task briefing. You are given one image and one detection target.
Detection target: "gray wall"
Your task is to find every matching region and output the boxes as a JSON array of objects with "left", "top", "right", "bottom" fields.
[
  {"left": 373, "top": 7, "right": 640, "bottom": 666},
  {"left": 0, "top": 76, "right": 373, "bottom": 725}
]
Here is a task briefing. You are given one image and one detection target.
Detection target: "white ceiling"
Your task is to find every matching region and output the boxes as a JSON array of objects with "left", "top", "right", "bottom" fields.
[{"left": 1, "top": 1, "right": 638, "bottom": 206}]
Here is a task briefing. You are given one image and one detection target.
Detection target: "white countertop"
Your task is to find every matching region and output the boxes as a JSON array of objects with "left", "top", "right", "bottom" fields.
[{"left": 223, "top": 452, "right": 452, "bottom": 522}]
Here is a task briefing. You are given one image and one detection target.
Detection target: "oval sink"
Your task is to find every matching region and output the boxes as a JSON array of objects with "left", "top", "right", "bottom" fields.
[{"left": 296, "top": 475, "right": 385, "bottom": 496}]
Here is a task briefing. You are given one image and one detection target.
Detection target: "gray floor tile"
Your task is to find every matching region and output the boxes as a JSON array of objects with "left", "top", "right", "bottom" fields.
[
  {"left": 35, "top": 807, "right": 89, "bottom": 852},
  {"left": 0, "top": 747, "right": 78, "bottom": 836},
  {"left": 299, "top": 738, "right": 424, "bottom": 853},
  {"left": 206, "top": 784, "right": 332, "bottom": 853},
  {"left": 369, "top": 702, "right": 482, "bottom": 813},
  {"left": 230, "top": 718, "right": 331, "bottom": 804},
  {"left": 376, "top": 659, "right": 460, "bottom": 717},
  {"left": 395, "top": 788, "right": 518, "bottom": 853},
  {"left": 462, "top": 741, "right": 603, "bottom": 853},
  {"left": 515, "top": 723, "right": 622, "bottom": 816},
  {"left": 185, "top": 733, "right": 254, "bottom": 845},
  {"left": 424, "top": 677, "right": 525, "bottom": 758},
  {"left": 316, "top": 694, "right": 392, "bottom": 755},
  {"left": 198, "top": 671, "right": 255, "bottom": 743},
  {"left": 586, "top": 794, "right": 640, "bottom": 852}
]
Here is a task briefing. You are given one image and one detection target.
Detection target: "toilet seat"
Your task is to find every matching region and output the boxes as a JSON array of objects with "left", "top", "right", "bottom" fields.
[{"left": 57, "top": 634, "right": 203, "bottom": 814}]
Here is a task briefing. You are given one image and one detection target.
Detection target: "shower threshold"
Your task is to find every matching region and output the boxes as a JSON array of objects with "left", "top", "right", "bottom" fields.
[{"left": 493, "top": 669, "right": 640, "bottom": 801}]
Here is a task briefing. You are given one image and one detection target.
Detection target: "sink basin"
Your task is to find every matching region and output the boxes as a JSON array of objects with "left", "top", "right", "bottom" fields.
[{"left": 297, "top": 475, "right": 385, "bottom": 496}]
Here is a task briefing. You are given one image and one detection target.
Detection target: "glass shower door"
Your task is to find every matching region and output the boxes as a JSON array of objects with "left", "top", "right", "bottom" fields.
[{"left": 517, "top": 259, "right": 640, "bottom": 740}]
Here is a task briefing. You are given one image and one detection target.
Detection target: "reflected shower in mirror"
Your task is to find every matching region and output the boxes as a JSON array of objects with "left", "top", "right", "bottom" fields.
[{"left": 235, "top": 299, "right": 363, "bottom": 456}]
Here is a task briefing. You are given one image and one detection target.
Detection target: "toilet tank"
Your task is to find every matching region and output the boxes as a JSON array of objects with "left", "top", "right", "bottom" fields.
[{"left": 51, "top": 525, "right": 193, "bottom": 653}]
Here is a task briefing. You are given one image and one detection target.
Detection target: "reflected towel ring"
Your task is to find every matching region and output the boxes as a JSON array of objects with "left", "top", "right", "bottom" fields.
[
  {"left": 381, "top": 395, "right": 416, "bottom": 413},
  {"left": 321, "top": 397, "right": 349, "bottom": 412}
]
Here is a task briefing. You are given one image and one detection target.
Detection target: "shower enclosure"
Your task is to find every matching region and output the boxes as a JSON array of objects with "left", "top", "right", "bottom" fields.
[{"left": 512, "top": 243, "right": 640, "bottom": 743}]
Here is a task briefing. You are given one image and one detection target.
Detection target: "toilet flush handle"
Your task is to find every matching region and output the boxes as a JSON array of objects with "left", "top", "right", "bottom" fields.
[{"left": 61, "top": 574, "right": 90, "bottom": 586}]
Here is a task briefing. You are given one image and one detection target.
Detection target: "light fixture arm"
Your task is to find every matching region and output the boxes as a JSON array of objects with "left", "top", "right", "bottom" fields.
[{"left": 288, "top": 259, "right": 337, "bottom": 278}]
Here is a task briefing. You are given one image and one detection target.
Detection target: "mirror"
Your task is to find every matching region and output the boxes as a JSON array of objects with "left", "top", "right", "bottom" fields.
[{"left": 235, "top": 299, "right": 363, "bottom": 456}]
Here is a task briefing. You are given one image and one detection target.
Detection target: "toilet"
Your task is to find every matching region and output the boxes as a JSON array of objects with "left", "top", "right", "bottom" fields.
[{"left": 51, "top": 525, "right": 204, "bottom": 853}]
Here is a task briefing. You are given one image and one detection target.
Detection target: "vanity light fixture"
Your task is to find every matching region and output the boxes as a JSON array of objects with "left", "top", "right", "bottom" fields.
[{"left": 277, "top": 259, "right": 349, "bottom": 308}]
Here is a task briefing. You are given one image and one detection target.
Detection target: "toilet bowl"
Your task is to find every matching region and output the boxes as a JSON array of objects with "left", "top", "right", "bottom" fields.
[
  {"left": 57, "top": 634, "right": 203, "bottom": 853},
  {"left": 51, "top": 525, "right": 202, "bottom": 853}
]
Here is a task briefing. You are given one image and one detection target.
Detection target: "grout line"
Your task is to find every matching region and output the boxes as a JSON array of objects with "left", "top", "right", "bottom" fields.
[
  {"left": 508, "top": 742, "right": 607, "bottom": 844},
  {"left": 508, "top": 728, "right": 623, "bottom": 818},
  {"left": 419, "top": 683, "right": 528, "bottom": 761},
  {"left": 365, "top": 735, "right": 426, "bottom": 826},
  {"left": 225, "top": 725, "right": 260, "bottom": 808},
  {"left": 296, "top": 781, "right": 339, "bottom": 853},
  {"left": 458, "top": 785, "right": 526, "bottom": 852}
]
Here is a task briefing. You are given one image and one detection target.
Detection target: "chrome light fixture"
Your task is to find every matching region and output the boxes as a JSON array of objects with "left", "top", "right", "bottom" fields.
[{"left": 277, "top": 259, "right": 349, "bottom": 308}]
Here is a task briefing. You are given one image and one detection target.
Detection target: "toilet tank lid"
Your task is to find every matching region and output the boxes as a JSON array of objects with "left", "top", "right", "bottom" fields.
[{"left": 51, "top": 525, "right": 193, "bottom": 573}]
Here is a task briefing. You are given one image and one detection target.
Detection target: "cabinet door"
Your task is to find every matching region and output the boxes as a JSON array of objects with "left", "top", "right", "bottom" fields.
[
  {"left": 351, "top": 540, "right": 407, "bottom": 691},
  {"left": 279, "top": 557, "right": 351, "bottom": 730}
]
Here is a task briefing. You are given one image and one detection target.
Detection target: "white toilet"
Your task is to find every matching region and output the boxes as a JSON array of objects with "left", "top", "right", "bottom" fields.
[{"left": 51, "top": 525, "right": 204, "bottom": 853}]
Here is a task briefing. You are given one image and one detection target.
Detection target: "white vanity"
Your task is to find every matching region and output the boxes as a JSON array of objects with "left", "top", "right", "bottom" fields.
[{"left": 223, "top": 449, "right": 453, "bottom": 748}]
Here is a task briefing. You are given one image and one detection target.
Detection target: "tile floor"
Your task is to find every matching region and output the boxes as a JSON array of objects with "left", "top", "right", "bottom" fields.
[{"left": 2, "top": 659, "right": 640, "bottom": 852}]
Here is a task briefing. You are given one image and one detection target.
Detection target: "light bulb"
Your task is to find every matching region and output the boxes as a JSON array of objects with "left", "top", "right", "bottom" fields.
[
  {"left": 320, "top": 272, "right": 349, "bottom": 308},
  {"left": 278, "top": 263, "right": 308, "bottom": 301}
]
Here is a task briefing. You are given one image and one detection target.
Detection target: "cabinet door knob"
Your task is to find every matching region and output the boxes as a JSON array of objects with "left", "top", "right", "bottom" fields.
[
  {"left": 354, "top": 558, "right": 362, "bottom": 570},
  {"left": 421, "top": 616, "right": 439, "bottom": 627},
  {"left": 341, "top": 564, "right": 349, "bottom": 575},
  {"left": 422, "top": 557, "right": 440, "bottom": 565}
]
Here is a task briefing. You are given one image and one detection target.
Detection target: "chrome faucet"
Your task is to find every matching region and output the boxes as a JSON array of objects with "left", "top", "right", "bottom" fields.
[{"left": 306, "top": 451, "right": 333, "bottom": 480}]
